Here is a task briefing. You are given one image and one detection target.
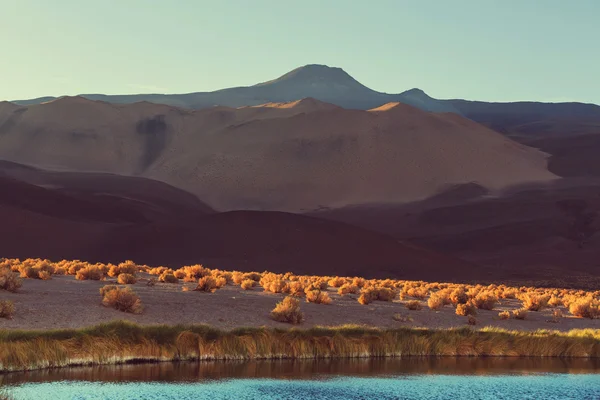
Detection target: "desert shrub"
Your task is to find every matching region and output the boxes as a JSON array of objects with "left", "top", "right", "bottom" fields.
[
  {"left": 548, "top": 295, "right": 563, "bottom": 308},
  {"left": 263, "top": 278, "right": 288, "bottom": 294},
  {"left": 328, "top": 277, "right": 346, "bottom": 288},
  {"left": 569, "top": 297, "right": 600, "bottom": 319},
  {"left": 358, "top": 292, "right": 372, "bottom": 305},
  {"left": 305, "top": 290, "right": 332, "bottom": 305},
  {"left": 270, "top": 296, "right": 304, "bottom": 324},
  {"left": 352, "top": 277, "right": 367, "bottom": 288},
  {"left": 194, "top": 276, "right": 218, "bottom": 293},
  {"left": 75, "top": 265, "right": 105, "bottom": 281},
  {"left": 0, "top": 300, "right": 15, "bottom": 319},
  {"left": 521, "top": 293, "right": 550, "bottom": 311},
  {"left": 241, "top": 279, "right": 255, "bottom": 290},
  {"left": 159, "top": 272, "right": 179, "bottom": 283},
  {"left": 449, "top": 287, "right": 469, "bottom": 305},
  {"left": 170, "top": 270, "right": 184, "bottom": 279},
  {"left": 99, "top": 285, "right": 119, "bottom": 296},
  {"left": 38, "top": 270, "right": 52, "bottom": 280},
  {"left": 338, "top": 283, "right": 359, "bottom": 296},
  {"left": 286, "top": 281, "right": 305, "bottom": 297},
  {"left": 406, "top": 287, "right": 428, "bottom": 300},
  {"left": 427, "top": 293, "right": 445, "bottom": 310},
  {"left": 0, "top": 267, "right": 22, "bottom": 292},
  {"left": 472, "top": 292, "right": 498, "bottom": 310},
  {"left": 117, "top": 273, "right": 137, "bottom": 285},
  {"left": 101, "top": 286, "right": 143, "bottom": 314},
  {"left": 232, "top": 271, "right": 245, "bottom": 285},
  {"left": 179, "top": 265, "right": 210, "bottom": 282},
  {"left": 244, "top": 272, "right": 262, "bottom": 282},
  {"left": 358, "top": 287, "right": 395, "bottom": 305},
  {"left": 18, "top": 260, "right": 54, "bottom": 280},
  {"left": 215, "top": 276, "right": 227, "bottom": 288},
  {"left": 512, "top": 308, "right": 528, "bottom": 320},
  {"left": 53, "top": 266, "right": 67, "bottom": 275},
  {"left": 405, "top": 300, "right": 422, "bottom": 311},
  {"left": 456, "top": 302, "right": 477, "bottom": 316},
  {"left": 108, "top": 261, "right": 138, "bottom": 278},
  {"left": 498, "top": 311, "right": 511, "bottom": 320},
  {"left": 467, "top": 315, "right": 477, "bottom": 325},
  {"left": 148, "top": 266, "right": 169, "bottom": 275}
]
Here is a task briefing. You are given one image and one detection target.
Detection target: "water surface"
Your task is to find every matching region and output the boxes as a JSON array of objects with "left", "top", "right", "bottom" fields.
[{"left": 3, "top": 358, "right": 600, "bottom": 399}]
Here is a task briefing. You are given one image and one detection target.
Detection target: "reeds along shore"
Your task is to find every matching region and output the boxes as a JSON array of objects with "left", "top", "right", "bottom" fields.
[{"left": 2, "top": 321, "right": 600, "bottom": 372}]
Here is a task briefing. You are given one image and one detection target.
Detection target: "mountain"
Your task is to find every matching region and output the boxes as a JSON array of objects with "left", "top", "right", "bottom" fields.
[
  {"left": 446, "top": 99, "right": 600, "bottom": 139},
  {"left": 0, "top": 97, "right": 556, "bottom": 212},
  {"left": 10, "top": 64, "right": 459, "bottom": 113}
]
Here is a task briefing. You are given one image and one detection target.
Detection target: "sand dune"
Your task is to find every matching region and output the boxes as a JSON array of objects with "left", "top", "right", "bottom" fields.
[{"left": 0, "top": 97, "right": 556, "bottom": 211}]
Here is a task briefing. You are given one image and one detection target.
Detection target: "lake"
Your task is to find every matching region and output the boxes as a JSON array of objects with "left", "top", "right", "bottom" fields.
[{"left": 3, "top": 358, "right": 600, "bottom": 399}]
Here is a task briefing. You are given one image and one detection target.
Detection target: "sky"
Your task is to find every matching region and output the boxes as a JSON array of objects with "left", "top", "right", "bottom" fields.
[{"left": 2, "top": 0, "right": 599, "bottom": 103}]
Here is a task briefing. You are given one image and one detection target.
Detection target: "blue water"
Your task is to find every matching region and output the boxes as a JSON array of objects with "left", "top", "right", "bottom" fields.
[
  {"left": 6, "top": 374, "right": 600, "bottom": 400},
  {"left": 4, "top": 360, "right": 600, "bottom": 399}
]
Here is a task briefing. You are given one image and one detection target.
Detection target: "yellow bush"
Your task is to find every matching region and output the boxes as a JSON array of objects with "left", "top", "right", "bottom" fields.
[
  {"left": 456, "top": 302, "right": 477, "bottom": 316},
  {"left": 270, "top": 296, "right": 304, "bottom": 324},
  {"left": 159, "top": 272, "right": 179, "bottom": 283},
  {"left": 569, "top": 297, "right": 600, "bottom": 319},
  {"left": 305, "top": 290, "right": 332, "bottom": 305},
  {"left": 101, "top": 286, "right": 142, "bottom": 314},
  {"left": 0, "top": 267, "right": 22, "bottom": 292},
  {"left": 338, "top": 283, "right": 359, "bottom": 296},
  {"left": 328, "top": 277, "right": 346, "bottom": 288},
  {"left": 241, "top": 279, "right": 255, "bottom": 290},
  {"left": 472, "top": 292, "right": 498, "bottom": 310},
  {"left": 513, "top": 308, "right": 528, "bottom": 320},
  {"left": 427, "top": 293, "right": 445, "bottom": 310},
  {"left": 75, "top": 265, "right": 105, "bottom": 281},
  {"left": 194, "top": 276, "right": 218, "bottom": 293},
  {"left": 521, "top": 293, "right": 550, "bottom": 311},
  {"left": 449, "top": 287, "right": 468, "bottom": 305},
  {"left": 405, "top": 300, "right": 422, "bottom": 311},
  {"left": 498, "top": 311, "right": 511, "bottom": 320},
  {"left": 108, "top": 261, "right": 138, "bottom": 278},
  {"left": 0, "top": 300, "right": 15, "bottom": 319},
  {"left": 117, "top": 273, "right": 137, "bottom": 285}
]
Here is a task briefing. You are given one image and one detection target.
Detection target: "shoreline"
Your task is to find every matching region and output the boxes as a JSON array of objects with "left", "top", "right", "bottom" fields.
[{"left": 2, "top": 321, "right": 600, "bottom": 373}]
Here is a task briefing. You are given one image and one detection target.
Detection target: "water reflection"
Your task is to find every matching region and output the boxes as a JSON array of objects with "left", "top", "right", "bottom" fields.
[{"left": 4, "top": 357, "right": 600, "bottom": 385}]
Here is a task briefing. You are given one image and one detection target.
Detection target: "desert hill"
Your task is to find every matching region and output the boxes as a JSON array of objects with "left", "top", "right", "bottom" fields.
[
  {"left": 0, "top": 170, "right": 479, "bottom": 281},
  {"left": 309, "top": 179, "right": 600, "bottom": 286},
  {"left": 0, "top": 97, "right": 556, "bottom": 211}
]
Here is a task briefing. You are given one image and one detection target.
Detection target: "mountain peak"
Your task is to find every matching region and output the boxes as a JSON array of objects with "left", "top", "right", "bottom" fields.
[{"left": 254, "top": 64, "right": 365, "bottom": 88}]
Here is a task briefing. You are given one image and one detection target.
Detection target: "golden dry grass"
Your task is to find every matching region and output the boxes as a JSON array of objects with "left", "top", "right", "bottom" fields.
[{"left": 3, "top": 321, "right": 600, "bottom": 373}]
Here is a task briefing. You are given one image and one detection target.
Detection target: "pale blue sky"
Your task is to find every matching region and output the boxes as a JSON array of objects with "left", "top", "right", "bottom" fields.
[{"left": 2, "top": 0, "right": 599, "bottom": 103}]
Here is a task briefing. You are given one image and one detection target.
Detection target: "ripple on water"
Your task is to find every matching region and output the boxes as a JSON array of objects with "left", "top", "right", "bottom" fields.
[{"left": 7, "top": 374, "right": 600, "bottom": 400}]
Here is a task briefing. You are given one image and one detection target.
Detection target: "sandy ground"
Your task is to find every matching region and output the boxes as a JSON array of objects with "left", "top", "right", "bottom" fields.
[{"left": 1, "top": 274, "right": 599, "bottom": 332}]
